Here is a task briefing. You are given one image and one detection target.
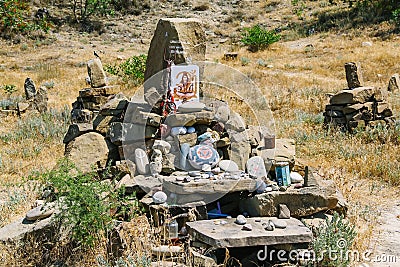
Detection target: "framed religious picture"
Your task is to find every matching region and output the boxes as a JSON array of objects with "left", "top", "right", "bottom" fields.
[{"left": 170, "top": 64, "right": 200, "bottom": 106}]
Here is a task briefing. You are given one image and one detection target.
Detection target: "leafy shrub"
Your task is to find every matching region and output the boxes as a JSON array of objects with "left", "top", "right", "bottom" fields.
[
  {"left": 105, "top": 54, "right": 147, "bottom": 86},
  {"left": 241, "top": 25, "right": 281, "bottom": 52},
  {"left": 32, "top": 158, "right": 141, "bottom": 248},
  {"left": 2, "top": 84, "right": 17, "bottom": 97},
  {"left": 0, "top": 0, "right": 52, "bottom": 35},
  {"left": 309, "top": 212, "right": 357, "bottom": 267}
]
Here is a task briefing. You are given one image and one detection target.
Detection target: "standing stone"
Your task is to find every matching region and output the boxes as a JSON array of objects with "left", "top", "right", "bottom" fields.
[
  {"left": 33, "top": 86, "right": 48, "bottom": 113},
  {"left": 144, "top": 18, "right": 206, "bottom": 95},
  {"left": 24, "top": 77, "right": 36, "bottom": 100},
  {"left": 345, "top": 62, "right": 363, "bottom": 89},
  {"left": 214, "top": 105, "right": 230, "bottom": 123},
  {"left": 246, "top": 156, "right": 267, "bottom": 178},
  {"left": 388, "top": 73, "right": 400, "bottom": 92},
  {"left": 65, "top": 132, "right": 113, "bottom": 173},
  {"left": 229, "top": 141, "right": 251, "bottom": 170},
  {"left": 225, "top": 112, "right": 246, "bottom": 132},
  {"left": 144, "top": 87, "right": 162, "bottom": 107},
  {"left": 135, "top": 148, "right": 150, "bottom": 175},
  {"left": 180, "top": 143, "right": 190, "bottom": 170},
  {"left": 87, "top": 58, "right": 107, "bottom": 88}
]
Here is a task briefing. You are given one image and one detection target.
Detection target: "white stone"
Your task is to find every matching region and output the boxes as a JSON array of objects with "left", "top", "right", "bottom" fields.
[
  {"left": 152, "top": 191, "right": 168, "bottom": 204},
  {"left": 246, "top": 156, "right": 267, "bottom": 178},
  {"left": 171, "top": 127, "right": 187, "bottom": 136},
  {"left": 242, "top": 223, "right": 252, "bottom": 231},
  {"left": 135, "top": 148, "right": 150, "bottom": 174},
  {"left": 272, "top": 219, "right": 288, "bottom": 229},
  {"left": 290, "top": 172, "right": 304, "bottom": 183},
  {"left": 26, "top": 203, "right": 55, "bottom": 221},
  {"left": 235, "top": 215, "right": 247, "bottom": 225},
  {"left": 219, "top": 160, "right": 239, "bottom": 172}
]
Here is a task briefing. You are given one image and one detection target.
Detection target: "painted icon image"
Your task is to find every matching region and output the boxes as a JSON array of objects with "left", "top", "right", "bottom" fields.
[{"left": 170, "top": 65, "right": 199, "bottom": 106}]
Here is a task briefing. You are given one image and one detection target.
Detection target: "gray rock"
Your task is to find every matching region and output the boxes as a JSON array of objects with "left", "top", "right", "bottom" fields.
[
  {"left": 63, "top": 123, "right": 93, "bottom": 144},
  {"left": 225, "top": 112, "right": 246, "bottom": 132},
  {"left": 240, "top": 177, "right": 348, "bottom": 218},
  {"left": 192, "top": 110, "right": 214, "bottom": 125},
  {"left": 93, "top": 114, "right": 121, "bottom": 135},
  {"left": 65, "top": 132, "right": 114, "bottom": 173},
  {"left": 214, "top": 105, "right": 230, "bottom": 123},
  {"left": 144, "top": 87, "right": 162, "bottom": 107},
  {"left": 256, "top": 138, "right": 295, "bottom": 167},
  {"left": 178, "top": 101, "right": 205, "bottom": 113},
  {"left": 263, "top": 220, "right": 275, "bottom": 231},
  {"left": 26, "top": 203, "right": 55, "bottom": 221},
  {"left": 177, "top": 133, "right": 197, "bottom": 147},
  {"left": 125, "top": 109, "right": 162, "bottom": 127},
  {"left": 107, "top": 122, "right": 157, "bottom": 145},
  {"left": 24, "top": 77, "right": 36, "bottom": 100},
  {"left": 150, "top": 161, "right": 163, "bottom": 176},
  {"left": 32, "top": 86, "right": 48, "bottom": 113},
  {"left": 388, "top": 73, "right": 400, "bottom": 92},
  {"left": 87, "top": 58, "right": 107, "bottom": 88},
  {"left": 235, "top": 215, "right": 247, "bottom": 225},
  {"left": 242, "top": 223, "right": 252, "bottom": 231},
  {"left": 271, "top": 219, "right": 287, "bottom": 229},
  {"left": 344, "top": 62, "right": 363, "bottom": 89},
  {"left": 219, "top": 160, "right": 239, "bottom": 172},
  {"left": 246, "top": 156, "right": 267, "bottom": 178},
  {"left": 17, "top": 102, "right": 30, "bottom": 114},
  {"left": 152, "top": 191, "right": 168, "bottom": 204},
  {"left": 202, "top": 164, "right": 212, "bottom": 172},
  {"left": 144, "top": 18, "right": 206, "bottom": 94},
  {"left": 278, "top": 204, "right": 291, "bottom": 219},
  {"left": 229, "top": 141, "right": 251, "bottom": 171},
  {"left": 329, "top": 87, "right": 384, "bottom": 105},
  {"left": 135, "top": 148, "right": 150, "bottom": 175},
  {"left": 153, "top": 140, "right": 172, "bottom": 154},
  {"left": 116, "top": 174, "right": 137, "bottom": 194},
  {"left": 165, "top": 114, "right": 196, "bottom": 127},
  {"left": 180, "top": 143, "right": 191, "bottom": 170}
]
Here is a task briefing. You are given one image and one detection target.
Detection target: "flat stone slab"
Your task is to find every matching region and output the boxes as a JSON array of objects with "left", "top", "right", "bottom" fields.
[
  {"left": 163, "top": 177, "right": 257, "bottom": 195},
  {"left": 187, "top": 217, "right": 312, "bottom": 248}
]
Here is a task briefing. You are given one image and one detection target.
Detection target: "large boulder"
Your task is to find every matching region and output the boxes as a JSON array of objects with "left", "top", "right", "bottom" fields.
[
  {"left": 65, "top": 132, "right": 116, "bottom": 173},
  {"left": 87, "top": 58, "right": 107, "bottom": 88},
  {"left": 240, "top": 174, "right": 347, "bottom": 218},
  {"left": 329, "top": 87, "right": 384, "bottom": 105},
  {"left": 144, "top": 18, "right": 206, "bottom": 96}
]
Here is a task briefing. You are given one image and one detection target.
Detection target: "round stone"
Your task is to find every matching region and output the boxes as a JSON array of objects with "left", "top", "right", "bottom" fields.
[
  {"left": 235, "top": 215, "right": 247, "bottom": 225},
  {"left": 290, "top": 172, "right": 304, "bottom": 183},
  {"left": 189, "top": 171, "right": 201, "bottom": 177},
  {"left": 170, "top": 126, "right": 187, "bottom": 136},
  {"left": 188, "top": 145, "right": 220, "bottom": 169},
  {"left": 242, "top": 223, "right": 252, "bottom": 231},
  {"left": 272, "top": 219, "right": 288, "bottom": 229},
  {"left": 219, "top": 160, "right": 239, "bottom": 172},
  {"left": 26, "top": 203, "right": 55, "bottom": 221},
  {"left": 187, "top": 126, "right": 196, "bottom": 134},
  {"left": 152, "top": 191, "right": 167, "bottom": 204}
]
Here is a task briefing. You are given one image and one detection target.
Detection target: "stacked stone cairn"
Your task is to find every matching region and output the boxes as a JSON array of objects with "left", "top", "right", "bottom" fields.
[
  {"left": 324, "top": 62, "right": 395, "bottom": 131},
  {"left": 70, "top": 58, "right": 119, "bottom": 123}
]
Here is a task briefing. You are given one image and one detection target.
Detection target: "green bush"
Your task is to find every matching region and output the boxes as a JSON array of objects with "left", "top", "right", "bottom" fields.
[
  {"left": 241, "top": 25, "right": 281, "bottom": 52},
  {"left": 32, "top": 158, "right": 141, "bottom": 248},
  {"left": 309, "top": 212, "right": 357, "bottom": 267},
  {"left": 0, "top": 0, "right": 52, "bottom": 34},
  {"left": 105, "top": 54, "right": 147, "bottom": 86}
]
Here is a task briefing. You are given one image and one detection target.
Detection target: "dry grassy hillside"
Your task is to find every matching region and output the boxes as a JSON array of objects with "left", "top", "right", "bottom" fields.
[{"left": 0, "top": 0, "right": 399, "bottom": 265}]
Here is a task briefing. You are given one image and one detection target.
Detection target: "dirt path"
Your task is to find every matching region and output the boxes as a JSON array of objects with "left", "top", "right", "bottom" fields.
[{"left": 367, "top": 201, "right": 400, "bottom": 267}]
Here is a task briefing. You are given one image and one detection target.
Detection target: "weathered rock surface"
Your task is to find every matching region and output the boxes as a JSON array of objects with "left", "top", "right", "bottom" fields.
[
  {"left": 65, "top": 132, "right": 115, "bottom": 173},
  {"left": 63, "top": 123, "right": 93, "bottom": 144},
  {"left": 144, "top": 18, "right": 206, "bottom": 95},
  {"left": 329, "top": 87, "right": 382, "bottom": 105},
  {"left": 344, "top": 62, "right": 363, "bottom": 89},
  {"left": 225, "top": 112, "right": 246, "bottom": 132},
  {"left": 24, "top": 77, "right": 36, "bottom": 100},
  {"left": 107, "top": 122, "right": 158, "bottom": 144},
  {"left": 388, "top": 73, "right": 399, "bottom": 92},
  {"left": 87, "top": 58, "right": 107, "bottom": 88},
  {"left": 240, "top": 177, "right": 347, "bottom": 218}
]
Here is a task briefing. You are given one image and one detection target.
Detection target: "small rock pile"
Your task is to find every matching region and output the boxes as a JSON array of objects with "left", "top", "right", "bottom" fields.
[
  {"left": 70, "top": 58, "right": 119, "bottom": 123},
  {"left": 324, "top": 62, "right": 395, "bottom": 131}
]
